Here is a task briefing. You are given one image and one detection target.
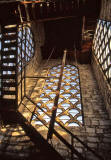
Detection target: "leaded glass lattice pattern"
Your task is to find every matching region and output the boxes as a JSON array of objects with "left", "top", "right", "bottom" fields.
[
  {"left": 93, "top": 19, "right": 111, "bottom": 85},
  {"left": 18, "top": 25, "right": 34, "bottom": 72},
  {"left": 35, "top": 65, "right": 83, "bottom": 127}
]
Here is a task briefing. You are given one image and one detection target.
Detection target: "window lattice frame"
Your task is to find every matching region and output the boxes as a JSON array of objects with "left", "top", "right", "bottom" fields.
[
  {"left": 93, "top": 19, "right": 111, "bottom": 86},
  {"left": 34, "top": 64, "right": 83, "bottom": 127},
  {"left": 18, "top": 24, "right": 34, "bottom": 72}
]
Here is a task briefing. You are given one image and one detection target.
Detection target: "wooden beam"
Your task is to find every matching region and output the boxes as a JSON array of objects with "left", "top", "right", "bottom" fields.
[
  {"left": 20, "top": 1, "right": 41, "bottom": 4},
  {"left": 36, "top": 15, "right": 77, "bottom": 22}
]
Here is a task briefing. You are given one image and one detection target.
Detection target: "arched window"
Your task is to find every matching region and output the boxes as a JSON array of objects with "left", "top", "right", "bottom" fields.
[
  {"left": 18, "top": 25, "right": 34, "bottom": 71},
  {"left": 93, "top": 19, "right": 111, "bottom": 85},
  {"left": 35, "top": 64, "right": 83, "bottom": 127}
]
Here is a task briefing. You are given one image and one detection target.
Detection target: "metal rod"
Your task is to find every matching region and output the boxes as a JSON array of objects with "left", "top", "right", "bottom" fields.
[
  {"left": 44, "top": 47, "right": 55, "bottom": 67},
  {"left": 1, "top": 25, "right": 4, "bottom": 99},
  {"left": 71, "top": 136, "right": 74, "bottom": 160},
  {"left": 30, "top": 105, "right": 37, "bottom": 123},
  {"left": 82, "top": 16, "right": 85, "bottom": 40},
  {"left": 24, "top": 4, "right": 30, "bottom": 22},
  {"left": 20, "top": 24, "right": 23, "bottom": 105},
  {"left": 16, "top": 25, "right": 18, "bottom": 108},
  {"left": 18, "top": 4, "right": 23, "bottom": 23},
  {"left": 25, "top": 76, "right": 59, "bottom": 79},
  {"left": 24, "top": 24, "right": 26, "bottom": 97},
  {"left": 25, "top": 76, "right": 49, "bottom": 79},
  {"left": 17, "top": 77, "right": 24, "bottom": 86},
  {"left": 47, "top": 49, "right": 67, "bottom": 140}
]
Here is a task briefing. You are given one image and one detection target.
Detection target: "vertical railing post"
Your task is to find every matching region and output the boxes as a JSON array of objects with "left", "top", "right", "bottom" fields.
[
  {"left": 47, "top": 49, "right": 67, "bottom": 140},
  {"left": 1, "top": 25, "right": 3, "bottom": 100},
  {"left": 0, "top": 31, "right": 1, "bottom": 100},
  {"left": 71, "top": 136, "right": 74, "bottom": 160},
  {"left": 16, "top": 24, "right": 19, "bottom": 109},
  {"left": 21, "top": 24, "right": 23, "bottom": 103},
  {"left": 24, "top": 24, "right": 26, "bottom": 97}
]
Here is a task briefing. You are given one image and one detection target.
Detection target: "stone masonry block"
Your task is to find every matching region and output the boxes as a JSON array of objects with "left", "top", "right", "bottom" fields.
[
  {"left": 87, "top": 136, "right": 99, "bottom": 143},
  {"left": 92, "top": 120, "right": 99, "bottom": 126},
  {"left": 86, "top": 127, "right": 96, "bottom": 134},
  {"left": 96, "top": 128, "right": 103, "bottom": 134}
]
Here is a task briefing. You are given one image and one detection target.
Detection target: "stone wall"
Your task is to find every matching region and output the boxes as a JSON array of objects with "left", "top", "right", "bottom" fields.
[
  {"left": 18, "top": 21, "right": 45, "bottom": 105},
  {"left": 25, "top": 21, "right": 45, "bottom": 76},
  {"left": 92, "top": 54, "right": 111, "bottom": 119},
  {"left": 91, "top": 0, "right": 111, "bottom": 119},
  {"left": 18, "top": 61, "right": 111, "bottom": 160},
  {"left": 100, "top": 0, "right": 111, "bottom": 21}
]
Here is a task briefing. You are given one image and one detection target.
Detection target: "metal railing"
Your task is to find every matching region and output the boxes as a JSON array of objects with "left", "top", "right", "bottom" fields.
[{"left": 18, "top": 50, "right": 103, "bottom": 160}]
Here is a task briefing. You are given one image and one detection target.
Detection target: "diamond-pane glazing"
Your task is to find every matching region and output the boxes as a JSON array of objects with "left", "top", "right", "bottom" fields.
[
  {"left": 18, "top": 25, "right": 34, "bottom": 71},
  {"left": 93, "top": 20, "right": 111, "bottom": 85}
]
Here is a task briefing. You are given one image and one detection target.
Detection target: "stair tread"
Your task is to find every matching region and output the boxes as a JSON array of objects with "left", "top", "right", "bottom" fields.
[
  {"left": 3, "top": 42, "right": 17, "bottom": 48},
  {"left": 2, "top": 58, "right": 16, "bottom": 63},
  {"left": 1, "top": 74, "right": 16, "bottom": 79},
  {"left": 2, "top": 50, "right": 16, "bottom": 56},
  {"left": 1, "top": 66, "right": 16, "bottom": 71},
  {"left": 3, "top": 35, "right": 17, "bottom": 40},
  {"left": 2, "top": 82, "right": 16, "bottom": 87},
  {"left": 0, "top": 99, "right": 16, "bottom": 108},
  {"left": 2, "top": 27, "right": 17, "bottom": 33},
  {"left": 2, "top": 90, "right": 16, "bottom": 95}
]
